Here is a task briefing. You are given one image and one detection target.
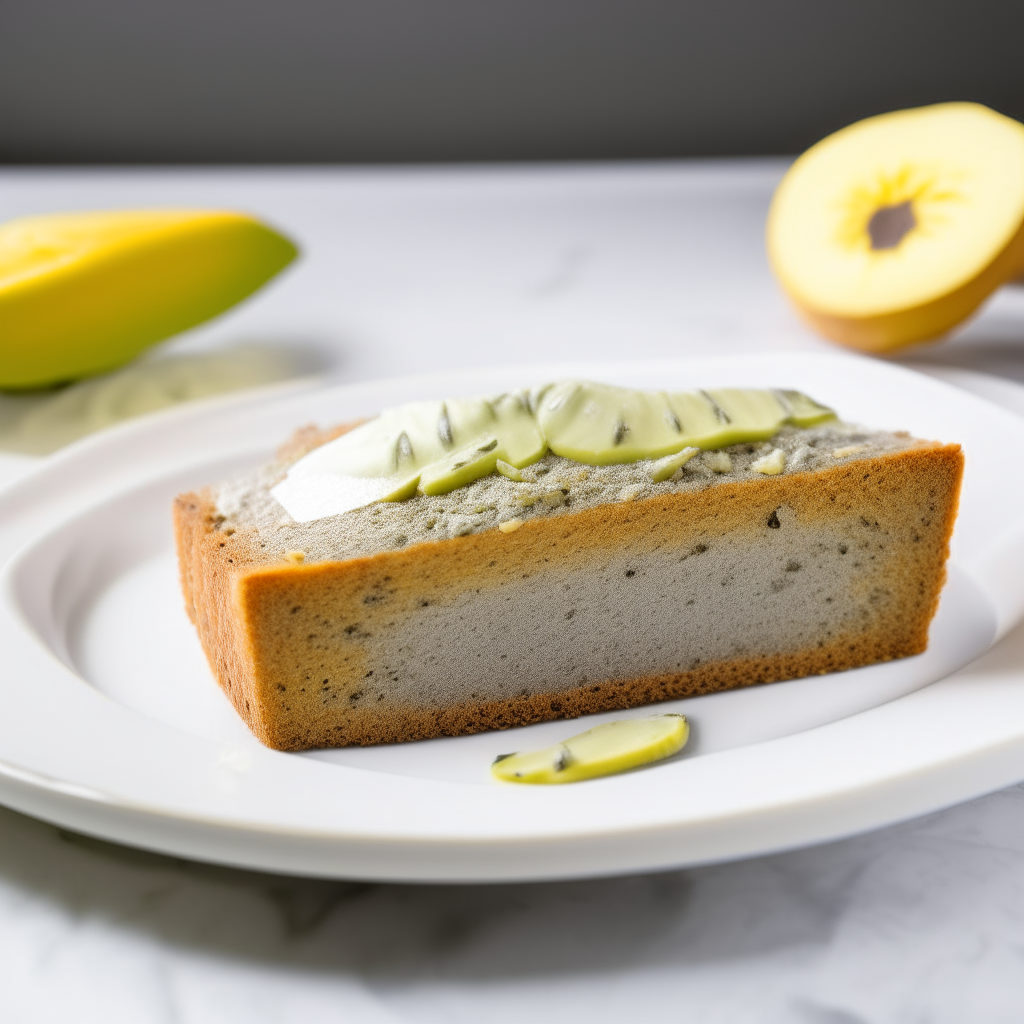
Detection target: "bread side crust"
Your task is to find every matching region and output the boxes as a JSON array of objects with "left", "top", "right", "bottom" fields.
[
  {"left": 174, "top": 489, "right": 274, "bottom": 740},
  {"left": 174, "top": 439, "right": 963, "bottom": 751}
]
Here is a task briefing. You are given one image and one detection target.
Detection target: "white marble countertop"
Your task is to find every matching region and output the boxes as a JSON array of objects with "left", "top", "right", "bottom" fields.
[{"left": 3, "top": 162, "right": 1024, "bottom": 1022}]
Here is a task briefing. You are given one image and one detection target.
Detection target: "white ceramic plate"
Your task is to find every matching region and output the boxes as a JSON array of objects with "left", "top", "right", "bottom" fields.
[{"left": 4, "top": 352, "right": 1024, "bottom": 882}]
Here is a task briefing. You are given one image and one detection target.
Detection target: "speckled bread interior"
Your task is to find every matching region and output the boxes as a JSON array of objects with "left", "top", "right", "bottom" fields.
[{"left": 174, "top": 427, "right": 963, "bottom": 751}]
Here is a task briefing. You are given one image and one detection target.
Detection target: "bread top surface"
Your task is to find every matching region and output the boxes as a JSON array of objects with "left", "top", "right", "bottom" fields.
[{"left": 209, "top": 420, "right": 930, "bottom": 568}]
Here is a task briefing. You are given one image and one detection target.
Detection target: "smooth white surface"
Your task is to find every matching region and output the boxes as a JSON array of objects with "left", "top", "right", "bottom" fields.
[{"left": 4, "top": 164, "right": 1024, "bottom": 1020}]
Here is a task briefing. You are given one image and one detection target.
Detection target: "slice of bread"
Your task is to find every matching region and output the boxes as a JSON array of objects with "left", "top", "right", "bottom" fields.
[{"left": 174, "top": 421, "right": 962, "bottom": 751}]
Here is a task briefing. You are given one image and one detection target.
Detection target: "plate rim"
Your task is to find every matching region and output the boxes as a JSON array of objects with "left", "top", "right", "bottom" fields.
[{"left": 4, "top": 352, "right": 1024, "bottom": 881}]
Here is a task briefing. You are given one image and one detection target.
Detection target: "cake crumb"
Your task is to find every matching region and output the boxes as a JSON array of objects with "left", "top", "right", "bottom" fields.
[
  {"left": 703, "top": 451, "right": 733, "bottom": 473},
  {"left": 752, "top": 448, "right": 786, "bottom": 475},
  {"left": 284, "top": 550, "right": 306, "bottom": 564},
  {"left": 496, "top": 459, "right": 523, "bottom": 482},
  {"left": 789, "top": 444, "right": 813, "bottom": 469},
  {"left": 498, "top": 518, "right": 523, "bottom": 533},
  {"left": 833, "top": 445, "right": 867, "bottom": 458}
]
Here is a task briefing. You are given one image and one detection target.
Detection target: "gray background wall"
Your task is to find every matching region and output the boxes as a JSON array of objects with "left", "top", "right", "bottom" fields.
[{"left": 1, "top": 0, "right": 1023, "bottom": 164}]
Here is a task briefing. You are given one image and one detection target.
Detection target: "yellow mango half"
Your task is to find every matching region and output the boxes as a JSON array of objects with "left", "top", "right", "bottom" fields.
[
  {"left": 767, "top": 103, "right": 1024, "bottom": 352},
  {"left": 0, "top": 210, "right": 298, "bottom": 388}
]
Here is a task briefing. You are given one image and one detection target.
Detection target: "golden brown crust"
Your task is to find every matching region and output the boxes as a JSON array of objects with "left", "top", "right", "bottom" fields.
[
  {"left": 174, "top": 490, "right": 271, "bottom": 739},
  {"left": 273, "top": 420, "right": 364, "bottom": 465},
  {"left": 174, "top": 435, "right": 963, "bottom": 751}
]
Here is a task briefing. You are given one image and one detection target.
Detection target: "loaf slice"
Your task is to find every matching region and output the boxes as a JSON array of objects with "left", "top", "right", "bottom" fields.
[{"left": 174, "top": 422, "right": 962, "bottom": 751}]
